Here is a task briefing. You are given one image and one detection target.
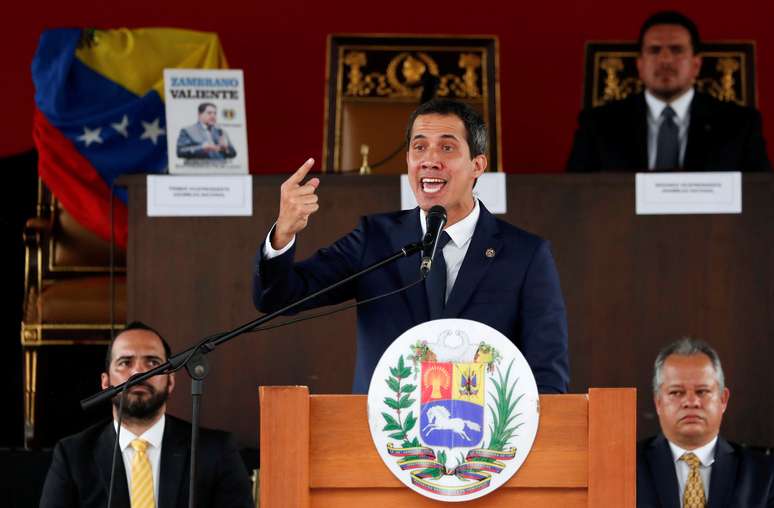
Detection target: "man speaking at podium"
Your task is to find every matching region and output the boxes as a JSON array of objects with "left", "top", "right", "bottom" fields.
[{"left": 253, "top": 99, "right": 569, "bottom": 394}]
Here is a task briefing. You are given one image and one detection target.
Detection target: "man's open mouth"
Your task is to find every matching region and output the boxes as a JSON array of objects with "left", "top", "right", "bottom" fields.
[{"left": 421, "top": 177, "right": 447, "bottom": 194}]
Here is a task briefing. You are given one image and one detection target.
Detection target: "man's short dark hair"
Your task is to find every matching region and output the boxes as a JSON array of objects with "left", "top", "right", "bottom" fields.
[
  {"left": 405, "top": 99, "right": 488, "bottom": 158},
  {"left": 104, "top": 321, "right": 172, "bottom": 371},
  {"left": 198, "top": 102, "right": 217, "bottom": 114},
  {"left": 638, "top": 11, "right": 701, "bottom": 54}
]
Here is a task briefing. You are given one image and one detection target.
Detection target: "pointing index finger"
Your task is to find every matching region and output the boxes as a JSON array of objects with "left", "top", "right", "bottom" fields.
[{"left": 287, "top": 158, "right": 315, "bottom": 185}]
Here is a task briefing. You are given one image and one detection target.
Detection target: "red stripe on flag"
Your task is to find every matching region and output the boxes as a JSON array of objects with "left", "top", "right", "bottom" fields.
[{"left": 32, "top": 107, "right": 128, "bottom": 249}]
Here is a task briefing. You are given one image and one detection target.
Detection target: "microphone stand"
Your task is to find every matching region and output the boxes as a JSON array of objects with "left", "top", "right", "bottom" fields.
[{"left": 81, "top": 240, "right": 423, "bottom": 508}]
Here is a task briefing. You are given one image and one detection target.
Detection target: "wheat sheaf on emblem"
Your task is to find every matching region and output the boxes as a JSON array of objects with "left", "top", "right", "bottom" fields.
[{"left": 382, "top": 343, "right": 522, "bottom": 497}]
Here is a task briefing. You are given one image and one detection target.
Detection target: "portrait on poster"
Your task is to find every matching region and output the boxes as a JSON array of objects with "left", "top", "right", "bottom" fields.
[{"left": 164, "top": 69, "right": 249, "bottom": 174}]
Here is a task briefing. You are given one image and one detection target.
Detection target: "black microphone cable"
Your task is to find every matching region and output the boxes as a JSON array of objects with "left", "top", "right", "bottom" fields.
[
  {"left": 246, "top": 276, "right": 426, "bottom": 334},
  {"left": 105, "top": 382, "right": 128, "bottom": 508},
  {"left": 109, "top": 178, "right": 118, "bottom": 341},
  {"left": 162, "top": 275, "right": 426, "bottom": 374}
]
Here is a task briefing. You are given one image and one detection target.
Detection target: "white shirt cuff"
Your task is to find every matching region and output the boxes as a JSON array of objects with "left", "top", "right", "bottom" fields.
[{"left": 263, "top": 224, "right": 295, "bottom": 259}]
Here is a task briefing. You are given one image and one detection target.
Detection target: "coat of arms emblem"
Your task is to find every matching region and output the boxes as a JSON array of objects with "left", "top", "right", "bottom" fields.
[{"left": 368, "top": 319, "right": 539, "bottom": 502}]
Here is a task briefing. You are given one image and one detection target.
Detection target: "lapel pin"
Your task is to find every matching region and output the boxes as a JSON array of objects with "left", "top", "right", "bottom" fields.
[{"left": 485, "top": 248, "right": 496, "bottom": 258}]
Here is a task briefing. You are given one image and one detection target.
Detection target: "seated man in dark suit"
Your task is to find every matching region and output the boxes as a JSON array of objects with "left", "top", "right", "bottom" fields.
[
  {"left": 638, "top": 338, "right": 774, "bottom": 507},
  {"left": 567, "top": 11, "right": 771, "bottom": 172},
  {"left": 253, "top": 98, "right": 569, "bottom": 395},
  {"left": 39, "top": 322, "right": 253, "bottom": 508}
]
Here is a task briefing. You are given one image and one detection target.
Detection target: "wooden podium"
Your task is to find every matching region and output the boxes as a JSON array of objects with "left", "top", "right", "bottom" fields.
[{"left": 259, "top": 386, "right": 635, "bottom": 507}]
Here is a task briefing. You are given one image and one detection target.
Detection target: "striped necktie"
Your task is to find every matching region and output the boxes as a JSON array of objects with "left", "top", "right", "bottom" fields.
[
  {"left": 680, "top": 452, "right": 706, "bottom": 508},
  {"left": 130, "top": 439, "right": 155, "bottom": 508}
]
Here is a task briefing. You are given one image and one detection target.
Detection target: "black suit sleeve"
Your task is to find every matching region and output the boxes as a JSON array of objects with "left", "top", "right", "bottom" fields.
[
  {"left": 253, "top": 218, "right": 366, "bottom": 314},
  {"left": 209, "top": 434, "right": 253, "bottom": 508},
  {"left": 39, "top": 441, "right": 78, "bottom": 508},
  {"left": 743, "top": 109, "right": 773, "bottom": 172},
  {"left": 769, "top": 461, "right": 774, "bottom": 508},
  {"left": 519, "top": 240, "right": 569, "bottom": 393},
  {"left": 566, "top": 109, "right": 600, "bottom": 172}
]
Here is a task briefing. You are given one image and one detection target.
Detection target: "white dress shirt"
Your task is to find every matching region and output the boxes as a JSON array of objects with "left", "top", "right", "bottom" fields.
[
  {"left": 668, "top": 436, "right": 717, "bottom": 507},
  {"left": 645, "top": 88, "right": 694, "bottom": 170},
  {"left": 199, "top": 122, "right": 215, "bottom": 144},
  {"left": 114, "top": 415, "right": 165, "bottom": 504},
  {"left": 419, "top": 200, "right": 479, "bottom": 301}
]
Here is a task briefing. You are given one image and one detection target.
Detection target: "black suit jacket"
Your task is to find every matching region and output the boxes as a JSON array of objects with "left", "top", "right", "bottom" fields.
[
  {"left": 254, "top": 203, "right": 569, "bottom": 394},
  {"left": 567, "top": 91, "right": 772, "bottom": 172},
  {"left": 39, "top": 415, "right": 253, "bottom": 508},
  {"left": 637, "top": 434, "right": 774, "bottom": 508}
]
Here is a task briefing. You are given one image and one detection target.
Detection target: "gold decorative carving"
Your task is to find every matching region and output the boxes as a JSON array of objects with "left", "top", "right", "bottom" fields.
[
  {"left": 22, "top": 326, "right": 41, "bottom": 345},
  {"left": 385, "top": 52, "right": 439, "bottom": 97},
  {"left": 344, "top": 51, "right": 367, "bottom": 96},
  {"left": 459, "top": 53, "right": 482, "bottom": 97},
  {"left": 717, "top": 58, "right": 739, "bottom": 102},
  {"left": 598, "top": 57, "right": 642, "bottom": 104},
  {"left": 592, "top": 50, "right": 747, "bottom": 107},
  {"left": 401, "top": 54, "right": 427, "bottom": 84},
  {"left": 342, "top": 50, "right": 481, "bottom": 99},
  {"left": 697, "top": 58, "right": 740, "bottom": 103}
]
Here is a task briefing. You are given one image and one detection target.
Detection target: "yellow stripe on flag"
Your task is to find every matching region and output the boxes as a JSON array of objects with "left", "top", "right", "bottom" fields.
[{"left": 75, "top": 28, "right": 229, "bottom": 99}]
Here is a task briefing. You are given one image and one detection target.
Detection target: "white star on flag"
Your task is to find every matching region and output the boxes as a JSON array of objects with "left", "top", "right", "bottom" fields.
[
  {"left": 140, "top": 118, "right": 166, "bottom": 145},
  {"left": 111, "top": 115, "right": 130, "bottom": 138},
  {"left": 77, "top": 126, "right": 103, "bottom": 147}
]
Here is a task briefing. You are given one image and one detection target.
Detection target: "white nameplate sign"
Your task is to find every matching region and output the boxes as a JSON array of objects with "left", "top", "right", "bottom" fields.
[
  {"left": 636, "top": 172, "right": 741, "bottom": 215},
  {"left": 147, "top": 175, "right": 252, "bottom": 216},
  {"left": 401, "top": 172, "right": 507, "bottom": 214}
]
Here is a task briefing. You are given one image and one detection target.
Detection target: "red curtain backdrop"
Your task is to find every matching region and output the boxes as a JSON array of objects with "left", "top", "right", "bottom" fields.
[{"left": 6, "top": 0, "right": 773, "bottom": 173}]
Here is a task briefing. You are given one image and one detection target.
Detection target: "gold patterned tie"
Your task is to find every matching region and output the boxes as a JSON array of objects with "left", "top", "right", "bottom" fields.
[
  {"left": 130, "top": 439, "right": 155, "bottom": 508},
  {"left": 680, "top": 452, "right": 706, "bottom": 508}
]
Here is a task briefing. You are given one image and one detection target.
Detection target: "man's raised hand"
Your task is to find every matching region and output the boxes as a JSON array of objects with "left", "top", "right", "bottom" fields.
[{"left": 271, "top": 158, "right": 320, "bottom": 250}]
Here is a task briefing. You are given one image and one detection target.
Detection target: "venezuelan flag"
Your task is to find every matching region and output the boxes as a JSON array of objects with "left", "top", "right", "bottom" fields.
[{"left": 31, "top": 28, "right": 228, "bottom": 248}]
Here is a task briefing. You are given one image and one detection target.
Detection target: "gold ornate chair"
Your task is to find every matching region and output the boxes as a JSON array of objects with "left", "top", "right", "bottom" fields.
[
  {"left": 323, "top": 35, "right": 502, "bottom": 174},
  {"left": 21, "top": 180, "right": 125, "bottom": 447},
  {"left": 582, "top": 41, "right": 756, "bottom": 108}
]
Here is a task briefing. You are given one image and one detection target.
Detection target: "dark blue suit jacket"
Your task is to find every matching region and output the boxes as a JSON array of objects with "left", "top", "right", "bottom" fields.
[
  {"left": 637, "top": 434, "right": 774, "bottom": 508},
  {"left": 253, "top": 203, "right": 569, "bottom": 394}
]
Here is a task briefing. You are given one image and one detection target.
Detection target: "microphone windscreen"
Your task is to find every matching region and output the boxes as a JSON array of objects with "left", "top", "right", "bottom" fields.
[{"left": 428, "top": 205, "right": 447, "bottom": 220}]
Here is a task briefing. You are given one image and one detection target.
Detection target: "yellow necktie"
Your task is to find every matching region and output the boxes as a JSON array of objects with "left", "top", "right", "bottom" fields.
[
  {"left": 680, "top": 452, "right": 706, "bottom": 508},
  {"left": 130, "top": 439, "right": 156, "bottom": 508}
]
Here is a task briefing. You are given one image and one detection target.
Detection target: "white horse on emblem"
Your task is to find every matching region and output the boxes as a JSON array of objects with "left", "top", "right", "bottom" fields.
[{"left": 422, "top": 406, "right": 481, "bottom": 441}]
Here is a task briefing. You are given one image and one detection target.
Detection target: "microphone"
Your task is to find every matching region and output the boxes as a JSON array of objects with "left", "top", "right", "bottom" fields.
[{"left": 420, "top": 205, "right": 447, "bottom": 276}]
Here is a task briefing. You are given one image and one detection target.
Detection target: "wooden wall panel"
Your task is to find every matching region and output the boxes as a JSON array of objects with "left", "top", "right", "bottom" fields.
[{"left": 124, "top": 173, "right": 774, "bottom": 449}]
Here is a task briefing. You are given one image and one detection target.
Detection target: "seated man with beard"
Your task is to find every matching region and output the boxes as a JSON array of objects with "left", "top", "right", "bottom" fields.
[{"left": 39, "top": 322, "right": 253, "bottom": 508}]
